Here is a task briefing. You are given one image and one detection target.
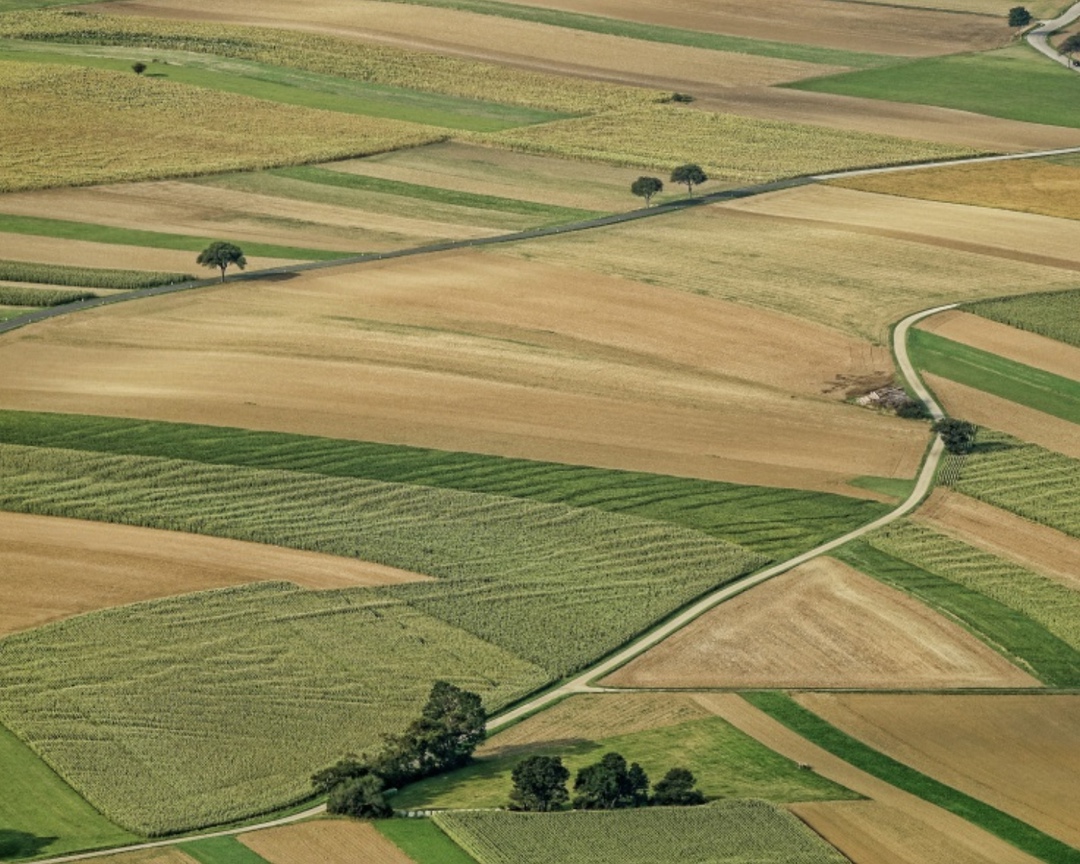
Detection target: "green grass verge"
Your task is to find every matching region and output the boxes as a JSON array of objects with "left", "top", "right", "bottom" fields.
[
  {"left": 394, "top": 715, "right": 857, "bottom": 810},
  {"left": 791, "top": 45, "right": 1080, "bottom": 128},
  {"left": 0, "top": 722, "right": 137, "bottom": 860},
  {"left": 0, "top": 259, "right": 192, "bottom": 289},
  {"left": 0, "top": 42, "right": 563, "bottom": 132},
  {"left": 847, "top": 475, "right": 916, "bottom": 500},
  {"left": 966, "top": 287, "right": 1080, "bottom": 349},
  {"left": 744, "top": 692, "right": 1080, "bottom": 864},
  {"left": 0, "top": 214, "right": 354, "bottom": 261},
  {"left": 433, "top": 801, "right": 850, "bottom": 864},
  {"left": 377, "top": 0, "right": 893, "bottom": 69},
  {"left": 0, "top": 411, "right": 890, "bottom": 561},
  {"left": 910, "top": 329, "right": 1080, "bottom": 424},
  {"left": 272, "top": 165, "right": 602, "bottom": 223},
  {"left": 179, "top": 836, "right": 273, "bottom": 864},
  {"left": 0, "top": 306, "right": 32, "bottom": 321},
  {"left": 834, "top": 541, "right": 1080, "bottom": 686},
  {"left": 376, "top": 819, "right": 479, "bottom": 864}
]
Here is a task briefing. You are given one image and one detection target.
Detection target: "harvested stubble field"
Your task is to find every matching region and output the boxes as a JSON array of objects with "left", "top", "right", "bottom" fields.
[
  {"left": 0, "top": 510, "right": 430, "bottom": 637},
  {"left": 488, "top": 0, "right": 1011, "bottom": 56},
  {"left": 796, "top": 693, "right": 1080, "bottom": 848},
  {"left": 479, "top": 105, "right": 974, "bottom": 181},
  {"left": 239, "top": 820, "right": 413, "bottom": 864},
  {"left": 434, "top": 801, "right": 849, "bottom": 864},
  {"left": 967, "top": 286, "right": 1080, "bottom": 349},
  {"left": 851, "top": 0, "right": 1061, "bottom": 14},
  {"left": 602, "top": 556, "right": 1037, "bottom": 690},
  {"left": 0, "top": 62, "right": 447, "bottom": 193},
  {"left": 0, "top": 582, "right": 548, "bottom": 834},
  {"left": 918, "top": 489, "right": 1080, "bottom": 592},
  {"left": 0, "top": 252, "right": 927, "bottom": 494},
  {"left": 831, "top": 158, "right": 1080, "bottom": 222}
]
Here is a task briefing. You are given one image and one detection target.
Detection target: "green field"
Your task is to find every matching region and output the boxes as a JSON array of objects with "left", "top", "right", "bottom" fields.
[
  {"left": 0, "top": 305, "right": 31, "bottom": 321},
  {"left": 967, "top": 288, "right": 1080, "bottom": 348},
  {"left": 0, "top": 285, "right": 94, "bottom": 308},
  {"left": 376, "top": 820, "right": 479, "bottom": 864},
  {"left": 180, "top": 837, "right": 273, "bottom": 864},
  {"left": 0, "top": 722, "right": 136, "bottom": 860},
  {"left": 0, "top": 260, "right": 192, "bottom": 290},
  {"left": 745, "top": 693, "right": 1080, "bottom": 864},
  {"left": 395, "top": 715, "right": 856, "bottom": 810},
  {"left": 910, "top": 328, "right": 1080, "bottom": 424},
  {"left": 433, "top": 801, "right": 849, "bottom": 864},
  {"left": 0, "top": 583, "right": 547, "bottom": 835},
  {"left": 791, "top": 45, "right": 1080, "bottom": 128}
]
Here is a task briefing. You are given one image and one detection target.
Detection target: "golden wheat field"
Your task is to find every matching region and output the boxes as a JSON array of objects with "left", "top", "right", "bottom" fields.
[{"left": 0, "top": 62, "right": 445, "bottom": 192}]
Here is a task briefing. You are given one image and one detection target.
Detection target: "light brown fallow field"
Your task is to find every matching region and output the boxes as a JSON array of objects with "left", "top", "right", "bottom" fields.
[
  {"left": 796, "top": 693, "right": 1080, "bottom": 848},
  {"left": 0, "top": 250, "right": 927, "bottom": 494},
  {"left": 0, "top": 512, "right": 431, "bottom": 638},
  {"left": 917, "top": 489, "right": 1080, "bottom": 592},
  {"left": 923, "top": 373, "right": 1080, "bottom": 459},
  {"left": 602, "top": 557, "right": 1037, "bottom": 690},
  {"left": 92, "top": 850, "right": 200, "bottom": 864},
  {"left": 916, "top": 309, "right": 1080, "bottom": 381},
  {"left": 696, "top": 694, "right": 1042, "bottom": 864},
  {"left": 239, "top": 820, "right": 413, "bottom": 864}
]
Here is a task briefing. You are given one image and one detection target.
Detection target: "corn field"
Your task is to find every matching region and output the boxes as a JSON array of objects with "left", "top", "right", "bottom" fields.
[{"left": 0, "top": 260, "right": 193, "bottom": 290}]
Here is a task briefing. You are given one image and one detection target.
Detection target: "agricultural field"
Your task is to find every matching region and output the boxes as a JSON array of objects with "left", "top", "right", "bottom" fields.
[
  {"left": 967, "top": 285, "right": 1080, "bottom": 348},
  {"left": 602, "top": 556, "right": 1037, "bottom": 690},
  {"left": 239, "top": 820, "right": 413, "bottom": 864},
  {"left": 795, "top": 694, "right": 1080, "bottom": 849},
  {"left": 433, "top": 801, "right": 849, "bottom": 864}
]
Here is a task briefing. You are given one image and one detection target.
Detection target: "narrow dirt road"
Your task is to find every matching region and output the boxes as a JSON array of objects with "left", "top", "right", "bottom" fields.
[{"left": 1027, "top": 0, "right": 1080, "bottom": 68}]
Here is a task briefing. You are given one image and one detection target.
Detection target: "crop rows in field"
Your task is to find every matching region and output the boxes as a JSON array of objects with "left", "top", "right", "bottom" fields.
[
  {"left": 479, "top": 105, "right": 974, "bottom": 182},
  {"left": 0, "top": 443, "right": 766, "bottom": 676},
  {"left": 0, "top": 412, "right": 889, "bottom": 561},
  {"left": 0, "top": 11, "right": 661, "bottom": 114},
  {"left": 0, "top": 582, "right": 547, "bottom": 835},
  {"left": 0, "top": 260, "right": 193, "bottom": 290},
  {"left": 0, "top": 285, "right": 95, "bottom": 307},
  {"left": 967, "top": 288, "right": 1080, "bottom": 349},
  {"left": 433, "top": 800, "right": 848, "bottom": 864},
  {"left": 0, "top": 61, "right": 447, "bottom": 192}
]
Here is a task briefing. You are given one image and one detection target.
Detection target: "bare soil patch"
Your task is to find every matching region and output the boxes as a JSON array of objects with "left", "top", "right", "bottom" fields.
[
  {"left": 917, "top": 489, "right": 1080, "bottom": 591},
  {"left": 602, "top": 557, "right": 1037, "bottom": 689},
  {"left": 0, "top": 511, "right": 430, "bottom": 637},
  {"left": 924, "top": 373, "right": 1080, "bottom": 458},
  {"left": 695, "top": 694, "right": 1041, "bottom": 864},
  {"left": 494, "top": 0, "right": 1010, "bottom": 57},
  {"left": 796, "top": 693, "right": 1080, "bottom": 848},
  {"left": 479, "top": 693, "right": 711, "bottom": 758},
  {"left": 0, "top": 250, "right": 925, "bottom": 493},
  {"left": 917, "top": 309, "right": 1080, "bottom": 381},
  {"left": 239, "top": 820, "right": 412, "bottom": 864}
]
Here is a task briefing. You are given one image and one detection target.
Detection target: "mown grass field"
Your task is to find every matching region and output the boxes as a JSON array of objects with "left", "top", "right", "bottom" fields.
[
  {"left": 180, "top": 837, "right": 272, "bottom": 864},
  {"left": 792, "top": 46, "right": 1080, "bottom": 128},
  {"left": 967, "top": 288, "right": 1080, "bottom": 348},
  {"left": 434, "top": 801, "right": 849, "bottom": 864},
  {"left": 0, "top": 260, "right": 192, "bottom": 290},
  {"left": 376, "top": 820, "right": 477, "bottom": 864},
  {"left": 0, "top": 411, "right": 891, "bottom": 561}
]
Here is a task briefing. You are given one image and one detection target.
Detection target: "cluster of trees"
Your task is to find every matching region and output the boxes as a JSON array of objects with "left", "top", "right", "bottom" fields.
[
  {"left": 509, "top": 752, "right": 705, "bottom": 812},
  {"left": 631, "top": 163, "right": 709, "bottom": 207},
  {"left": 933, "top": 418, "right": 977, "bottom": 454},
  {"left": 312, "top": 681, "right": 486, "bottom": 819}
]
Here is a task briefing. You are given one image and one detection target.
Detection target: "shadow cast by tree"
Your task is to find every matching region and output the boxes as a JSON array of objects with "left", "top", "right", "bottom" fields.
[{"left": 0, "top": 830, "right": 57, "bottom": 860}]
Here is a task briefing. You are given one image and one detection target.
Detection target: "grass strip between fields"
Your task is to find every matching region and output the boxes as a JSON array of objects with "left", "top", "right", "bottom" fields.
[
  {"left": 0, "top": 214, "right": 355, "bottom": 260},
  {"left": 744, "top": 692, "right": 1080, "bottom": 864},
  {"left": 180, "top": 836, "right": 273, "bottom": 864},
  {"left": 0, "top": 411, "right": 890, "bottom": 561},
  {"left": 834, "top": 541, "right": 1080, "bottom": 686},
  {"left": 374, "top": 0, "right": 893, "bottom": 69},
  {"left": 272, "top": 165, "right": 602, "bottom": 222},
  {"left": 967, "top": 288, "right": 1080, "bottom": 349},
  {"left": 909, "top": 328, "right": 1080, "bottom": 424},
  {"left": 376, "top": 819, "right": 479, "bottom": 864}
]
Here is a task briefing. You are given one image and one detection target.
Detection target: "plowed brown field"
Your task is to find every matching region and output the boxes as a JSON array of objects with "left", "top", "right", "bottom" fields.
[
  {"left": 602, "top": 557, "right": 1037, "bottom": 689},
  {"left": 696, "top": 694, "right": 1041, "bottom": 864},
  {"left": 0, "top": 251, "right": 926, "bottom": 493},
  {"left": 917, "top": 310, "right": 1080, "bottom": 381},
  {"left": 796, "top": 693, "right": 1080, "bottom": 848},
  {"left": 0, "top": 511, "right": 430, "bottom": 637},
  {"left": 239, "top": 820, "right": 412, "bottom": 864},
  {"left": 924, "top": 373, "right": 1080, "bottom": 458},
  {"left": 917, "top": 489, "right": 1080, "bottom": 591},
  {"left": 495, "top": 0, "right": 1009, "bottom": 56}
]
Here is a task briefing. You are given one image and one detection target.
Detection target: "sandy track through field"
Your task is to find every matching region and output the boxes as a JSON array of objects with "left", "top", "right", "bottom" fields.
[
  {"left": 239, "top": 820, "right": 412, "bottom": 864},
  {"left": 917, "top": 489, "right": 1080, "bottom": 591},
  {"left": 602, "top": 556, "right": 1038, "bottom": 689},
  {"left": 0, "top": 511, "right": 431, "bottom": 637},
  {"left": 797, "top": 693, "right": 1080, "bottom": 848}
]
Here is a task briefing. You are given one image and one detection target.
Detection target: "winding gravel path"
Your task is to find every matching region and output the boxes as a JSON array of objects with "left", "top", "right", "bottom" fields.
[{"left": 1026, "top": 0, "right": 1080, "bottom": 68}]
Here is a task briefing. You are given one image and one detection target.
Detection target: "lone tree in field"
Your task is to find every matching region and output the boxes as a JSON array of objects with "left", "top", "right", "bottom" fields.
[
  {"left": 510, "top": 755, "right": 570, "bottom": 811},
  {"left": 573, "top": 752, "right": 649, "bottom": 810},
  {"left": 651, "top": 767, "right": 705, "bottom": 806},
  {"left": 1061, "top": 32, "right": 1080, "bottom": 57},
  {"left": 631, "top": 176, "right": 664, "bottom": 207},
  {"left": 933, "top": 418, "right": 977, "bottom": 454},
  {"left": 1008, "top": 6, "right": 1032, "bottom": 26},
  {"left": 671, "top": 163, "right": 708, "bottom": 195},
  {"left": 197, "top": 241, "right": 246, "bottom": 283},
  {"left": 131, "top": 61, "right": 148, "bottom": 75}
]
